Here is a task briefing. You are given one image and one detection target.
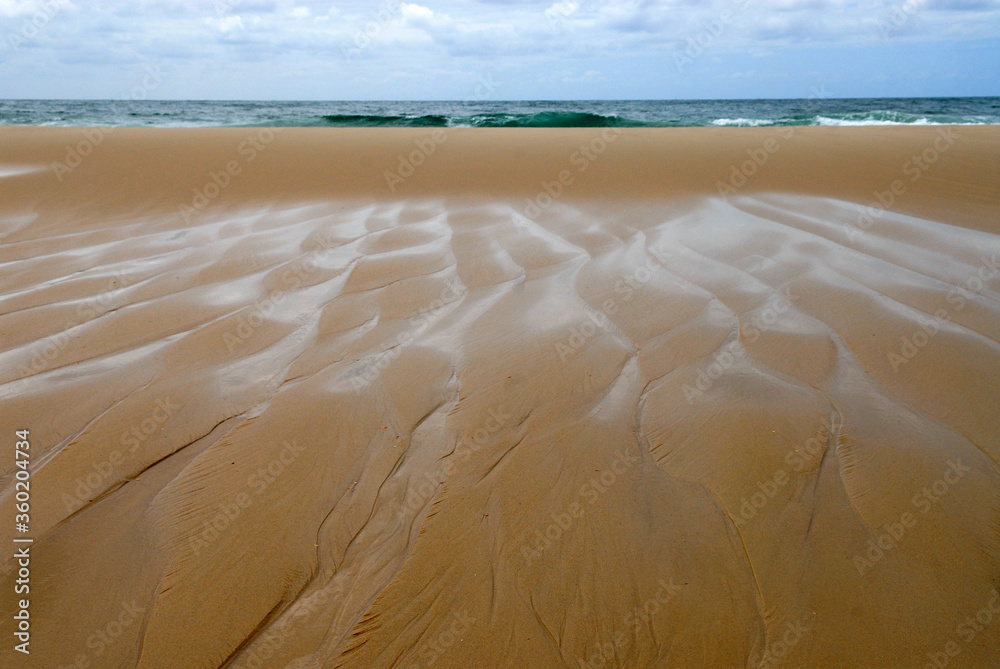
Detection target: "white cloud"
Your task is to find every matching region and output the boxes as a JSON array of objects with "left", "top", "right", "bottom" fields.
[
  {"left": 400, "top": 2, "right": 434, "bottom": 21},
  {"left": 1, "top": 0, "right": 999, "bottom": 99},
  {"left": 0, "top": 0, "right": 33, "bottom": 17},
  {"left": 545, "top": 0, "right": 579, "bottom": 21},
  {"left": 207, "top": 14, "right": 244, "bottom": 31},
  {"left": 0, "top": 0, "right": 70, "bottom": 18}
]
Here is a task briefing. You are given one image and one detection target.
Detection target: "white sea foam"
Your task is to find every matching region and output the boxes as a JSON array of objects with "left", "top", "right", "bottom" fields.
[
  {"left": 710, "top": 118, "right": 776, "bottom": 127},
  {"left": 814, "top": 116, "right": 935, "bottom": 126}
]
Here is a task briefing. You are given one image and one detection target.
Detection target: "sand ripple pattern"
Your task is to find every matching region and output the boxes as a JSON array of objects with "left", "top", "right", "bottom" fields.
[{"left": 2, "top": 186, "right": 1000, "bottom": 667}]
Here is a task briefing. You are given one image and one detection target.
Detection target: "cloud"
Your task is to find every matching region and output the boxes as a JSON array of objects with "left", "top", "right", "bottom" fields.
[
  {"left": 401, "top": 2, "right": 434, "bottom": 21},
  {"left": 217, "top": 15, "right": 244, "bottom": 31},
  {"left": 1, "top": 0, "right": 998, "bottom": 98},
  {"left": 545, "top": 0, "right": 579, "bottom": 21},
  {"left": 0, "top": 0, "right": 45, "bottom": 17}
]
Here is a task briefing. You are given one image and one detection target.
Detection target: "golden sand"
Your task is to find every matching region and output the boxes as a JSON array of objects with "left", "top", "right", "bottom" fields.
[{"left": 1, "top": 126, "right": 998, "bottom": 667}]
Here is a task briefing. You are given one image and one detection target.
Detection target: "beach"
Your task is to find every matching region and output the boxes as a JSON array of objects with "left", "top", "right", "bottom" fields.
[{"left": 1, "top": 125, "right": 999, "bottom": 667}]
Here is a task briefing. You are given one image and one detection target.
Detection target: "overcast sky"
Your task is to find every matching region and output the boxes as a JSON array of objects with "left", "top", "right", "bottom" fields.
[{"left": 0, "top": 0, "right": 998, "bottom": 99}]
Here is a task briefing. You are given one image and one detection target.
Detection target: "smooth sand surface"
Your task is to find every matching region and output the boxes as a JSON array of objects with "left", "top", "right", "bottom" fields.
[{"left": 1, "top": 126, "right": 999, "bottom": 668}]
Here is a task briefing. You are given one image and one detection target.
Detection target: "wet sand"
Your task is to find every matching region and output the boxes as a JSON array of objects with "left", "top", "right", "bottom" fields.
[{"left": 1, "top": 126, "right": 999, "bottom": 668}]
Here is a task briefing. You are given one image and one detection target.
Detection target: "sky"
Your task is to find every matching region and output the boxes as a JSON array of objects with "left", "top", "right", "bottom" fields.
[{"left": 0, "top": 0, "right": 998, "bottom": 100}]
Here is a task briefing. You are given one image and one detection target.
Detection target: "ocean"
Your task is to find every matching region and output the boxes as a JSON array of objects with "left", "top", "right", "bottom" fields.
[{"left": 0, "top": 98, "right": 997, "bottom": 128}]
